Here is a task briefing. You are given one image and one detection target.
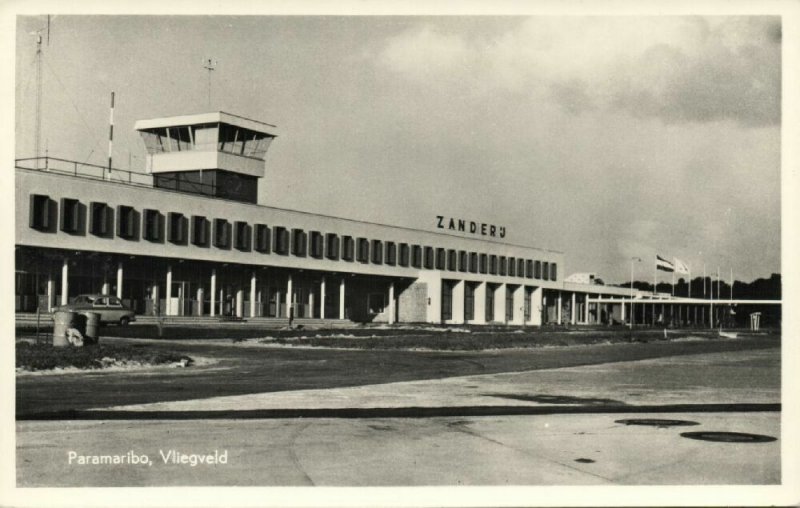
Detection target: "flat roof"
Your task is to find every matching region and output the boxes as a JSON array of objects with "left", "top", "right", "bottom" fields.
[
  {"left": 134, "top": 111, "right": 278, "bottom": 137},
  {"left": 15, "top": 164, "right": 564, "bottom": 256}
]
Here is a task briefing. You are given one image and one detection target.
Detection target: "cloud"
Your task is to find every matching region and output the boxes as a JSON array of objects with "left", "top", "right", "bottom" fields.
[
  {"left": 375, "top": 17, "right": 781, "bottom": 127},
  {"left": 549, "top": 79, "right": 595, "bottom": 115},
  {"left": 378, "top": 25, "right": 470, "bottom": 83},
  {"left": 610, "top": 18, "right": 781, "bottom": 126}
]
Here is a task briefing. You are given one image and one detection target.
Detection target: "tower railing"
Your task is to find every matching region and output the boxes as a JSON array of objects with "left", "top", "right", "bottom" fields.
[{"left": 15, "top": 156, "right": 217, "bottom": 197}]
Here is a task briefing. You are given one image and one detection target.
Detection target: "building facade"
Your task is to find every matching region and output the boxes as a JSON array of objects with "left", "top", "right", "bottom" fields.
[{"left": 16, "top": 111, "right": 662, "bottom": 326}]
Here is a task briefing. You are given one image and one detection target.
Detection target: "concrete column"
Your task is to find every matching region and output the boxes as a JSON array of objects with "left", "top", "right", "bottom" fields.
[
  {"left": 571, "top": 293, "right": 577, "bottom": 325},
  {"left": 493, "top": 283, "right": 506, "bottom": 323},
  {"left": 151, "top": 284, "right": 159, "bottom": 315},
  {"left": 196, "top": 287, "right": 204, "bottom": 316},
  {"left": 339, "top": 277, "right": 345, "bottom": 320},
  {"left": 451, "top": 280, "right": 465, "bottom": 324},
  {"left": 542, "top": 294, "right": 548, "bottom": 324},
  {"left": 557, "top": 291, "right": 562, "bottom": 325},
  {"left": 528, "top": 287, "right": 543, "bottom": 326},
  {"left": 165, "top": 265, "right": 173, "bottom": 316},
  {"left": 308, "top": 289, "right": 314, "bottom": 318},
  {"left": 320, "top": 277, "right": 326, "bottom": 320},
  {"left": 250, "top": 272, "right": 257, "bottom": 318},
  {"left": 219, "top": 288, "right": 224, "bottom": 316},
  {"left": 629, "top": 300, "right": 635, "bottom": 327},
  {"left": 511, "top": 285, "right": 525, "bottom": 325},
  {"left": 236, "top": 289, "right": 244, "bottom": 318},
  {"left": 46, "top": 274, "right": 54, "bottom": 312},
  {"left": 388, "top": 281, "right": 396, "bottom": 324},
  {"left": 472, "top": 282, "right": 487, "bottom": 324},
  {"left": 210, "top": 269, "right": 217, "bottom": 317},
  {"left": 116, "top": 262, "right": 123, "bottom": 299},
  {"left": 584, "top": 295, "right": 590, "bottom": 324},
  {"left": 621, "top": 298, "right": 626, "bottom": 322},
  {"left": 102, "top": 277, "right": 110, "bottom": 295},
  {"left": 710, "top": 303, "right": 715, "bottom": 329},
  {"left": 61, "top": 258, "right": 69, "bottom": 305},
  {"left": 286, "top": 274, "right": 293, "bottom": 319}
]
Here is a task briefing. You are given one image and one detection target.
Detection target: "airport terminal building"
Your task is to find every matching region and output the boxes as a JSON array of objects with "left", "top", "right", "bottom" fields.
[{"left": 16, "top": 111, "right": 657, "bottom": 327}]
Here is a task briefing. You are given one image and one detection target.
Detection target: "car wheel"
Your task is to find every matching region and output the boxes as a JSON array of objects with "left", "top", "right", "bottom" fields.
[{"left": 119, "top": 317, "right": 130, "bottom": 326}]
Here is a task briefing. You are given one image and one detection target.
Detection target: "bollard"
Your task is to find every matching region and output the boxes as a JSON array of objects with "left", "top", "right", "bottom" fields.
[
  {"left": 81, "top": 312, "right": 101, "bottom": 344},
  {"left": 53, "top": 311, "right": 77, "bottom": 347}
]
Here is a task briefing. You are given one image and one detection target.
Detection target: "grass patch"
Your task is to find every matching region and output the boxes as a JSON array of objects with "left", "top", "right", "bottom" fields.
[
  {"left": 16, "top": 342, "right": 193, "bottom": 371},
  {"left": 266, "top": 329, "right": 735, "bottom": 351}
]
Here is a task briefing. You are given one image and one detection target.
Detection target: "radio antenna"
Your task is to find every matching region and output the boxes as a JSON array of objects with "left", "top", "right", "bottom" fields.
[
  {"left": 203, "top": 58, "right": 217, "bottom": 108},
  {"left": 34, "top": 32, "right": 43, "bottom": 167}
]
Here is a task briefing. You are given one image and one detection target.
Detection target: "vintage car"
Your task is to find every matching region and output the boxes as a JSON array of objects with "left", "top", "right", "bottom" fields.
[{"left": 54, "top": 294, "right": 136, "bottom": 325}]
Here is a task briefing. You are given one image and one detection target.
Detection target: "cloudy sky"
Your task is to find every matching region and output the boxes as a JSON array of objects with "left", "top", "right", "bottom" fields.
[{"left": 14, "top": 14, "right": 782, "bottom": 283}]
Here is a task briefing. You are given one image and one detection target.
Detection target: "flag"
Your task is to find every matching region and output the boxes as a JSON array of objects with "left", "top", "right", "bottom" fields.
[
  {"left": 673, "top": 257, "right": 690, "bottom": 275},
  {"left": 655, "top": 255, "right": 674, "bottom": 272}
]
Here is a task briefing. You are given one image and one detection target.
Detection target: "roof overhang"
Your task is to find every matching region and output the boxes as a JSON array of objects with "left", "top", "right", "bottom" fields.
[{"left": 134, "top": 111, "right": 278, "bottom": 137}]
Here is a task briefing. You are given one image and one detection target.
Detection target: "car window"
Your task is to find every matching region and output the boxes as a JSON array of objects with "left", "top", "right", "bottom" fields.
[
  {"left": 93, "top": 297, "right": 108, "bottom": 307},
  {"left": 85, "top": 296, "right": 96, "bottom": 304},
  {"left": 74, "top": 296, "right": 87, "bottom": 304},
  {"left": 108, "top": 297, "right": 122, "bottom": 307}
]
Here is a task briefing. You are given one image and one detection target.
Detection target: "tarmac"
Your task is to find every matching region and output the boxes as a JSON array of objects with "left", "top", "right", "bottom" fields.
[
  {"left": 98, "top": 348, "right": 779, "bottom": 413},
  {"left": 16, "top": 346, "right": 782, "bottom": 486}
]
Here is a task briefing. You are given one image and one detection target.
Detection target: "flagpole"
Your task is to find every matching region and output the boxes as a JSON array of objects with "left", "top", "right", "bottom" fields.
[
  {"left": 710, "top": 265, "right": 714, "bottom": 329},
  {"left": 730, "top": 267, "right": 733, "bottom": 303},
  {"left": 688, "top": 268, "right": 691, "bottom": 298},
  {"left": 703, "top": 263, "right": 706, "bottom": 297},
  {"left": 653, "top": 255, "right": 657, "bottom": 295},
  {"left": 716, "top": 267, "right": 720, "bottom": 329},
  {"left": 629, "top": 257, "right": 635, "bottom": 330}
]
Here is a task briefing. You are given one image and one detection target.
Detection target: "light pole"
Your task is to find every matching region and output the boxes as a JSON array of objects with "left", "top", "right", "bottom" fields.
[{"left": 630, "top": 257, "right": 641, "bottom": 329}]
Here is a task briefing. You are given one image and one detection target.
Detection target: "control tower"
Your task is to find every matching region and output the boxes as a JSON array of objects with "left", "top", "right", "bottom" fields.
[{"left": 135, "top": 112, "right": 278, "bottom": 204}]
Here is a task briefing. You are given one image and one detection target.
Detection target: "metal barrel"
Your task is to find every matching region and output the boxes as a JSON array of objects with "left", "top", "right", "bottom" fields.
[
  {"left": 52, "top": 311, "right": 77, "bottom": 347},
  {"left": 81, "top": 312, "right": 100, "bottom": 344}
]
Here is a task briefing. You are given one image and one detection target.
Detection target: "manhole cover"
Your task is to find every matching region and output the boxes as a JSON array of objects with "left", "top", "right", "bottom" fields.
[
  {"left": 616, "top": 418, "right": 699, "bottom": 428},
  {"left": 680, "top": 431, "right": 777, "bottom": 443}
]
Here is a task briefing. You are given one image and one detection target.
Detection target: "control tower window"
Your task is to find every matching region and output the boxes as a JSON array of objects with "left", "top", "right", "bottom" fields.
[
  {"left": 140, "top": 123, "right": 272, "bottom": 161},
  {"left": 218, "top": 124, "right": 273, "bottom": 160}
]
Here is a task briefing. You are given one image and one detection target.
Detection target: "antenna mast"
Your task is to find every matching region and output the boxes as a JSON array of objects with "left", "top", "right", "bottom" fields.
[
  {"left": 203, "top": 58, "right": 216, "bottom": 108},
  {"left": 107, "top": 91, "right": 115, "bottom": 179},
  {"left": 34, "top": 33, "right": 43, "bottom": 168}
]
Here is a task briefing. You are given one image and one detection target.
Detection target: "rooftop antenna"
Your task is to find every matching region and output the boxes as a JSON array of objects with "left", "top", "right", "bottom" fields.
[
  {"left": 34, "top": 32, "right": 43, "bottom": 168},
  {"left": 107, "top": 91, "right": 115, "bottom": 180},
  {"left": 33, "top": 16, "right": 50, "bottom": 169},
  {"left": 203, "top": 58, "right": 217, "bottom": 109}
]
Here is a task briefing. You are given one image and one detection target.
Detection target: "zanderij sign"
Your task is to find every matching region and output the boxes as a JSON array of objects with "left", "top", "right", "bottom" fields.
[{"left": 436, "top": 215, "right": 506, "bottom": 238}]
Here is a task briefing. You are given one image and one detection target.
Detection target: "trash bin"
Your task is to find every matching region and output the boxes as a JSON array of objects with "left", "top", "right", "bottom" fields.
[
  {"left": 53, "top": 311, "right": 78, "bottom": 347},
  {"left": 81, "top": 312, "right": 100, "bottom": 344}
]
